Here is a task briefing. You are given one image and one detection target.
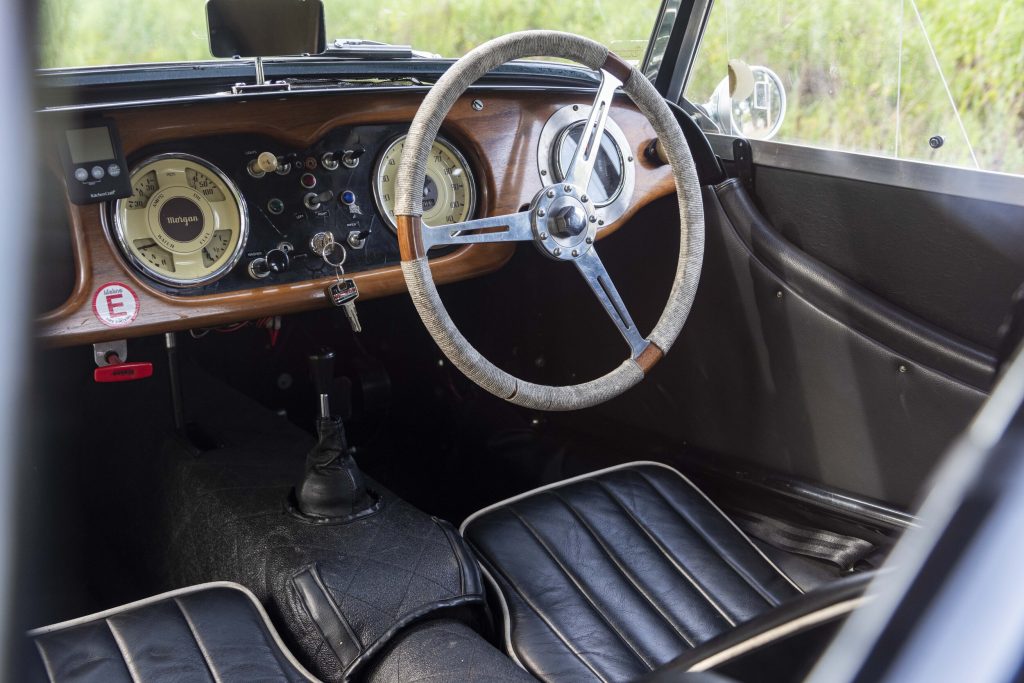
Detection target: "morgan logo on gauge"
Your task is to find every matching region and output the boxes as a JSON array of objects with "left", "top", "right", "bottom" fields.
[{"left": 159, "top": 197, "right": 205, "bottom": 242}]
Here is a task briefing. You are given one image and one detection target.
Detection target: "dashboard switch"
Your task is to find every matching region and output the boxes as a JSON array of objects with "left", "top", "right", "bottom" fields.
[
  {"left": 300, "top": 173, "right": 317, "bottom": 189},
  {"left": 342, "top": 147, "right": 365, "bottom": 169},
  {"left": 321, "top": 152, "right": 339, "bottom": 170},
  {"left": 305, "top": 190, "right": 334, "bottom": 211},
  {"left": 340, "top": 190, "right": 356, "bottom": 206}
]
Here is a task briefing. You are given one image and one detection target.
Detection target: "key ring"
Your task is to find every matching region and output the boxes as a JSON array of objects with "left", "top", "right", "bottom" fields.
[{"left": 322, "top": 241, "right": 347, "bottom": 269}]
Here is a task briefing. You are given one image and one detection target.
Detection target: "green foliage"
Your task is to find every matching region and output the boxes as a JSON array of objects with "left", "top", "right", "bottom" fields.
[
  {"left": 687, "top": 0, "right": 1024, "bottom": 174},
  {"left": 37, "top": 0, "right": 660, "bottom": 66},
  {"left": 38, "top": 0, "right": 1023, "bottom": 174}
]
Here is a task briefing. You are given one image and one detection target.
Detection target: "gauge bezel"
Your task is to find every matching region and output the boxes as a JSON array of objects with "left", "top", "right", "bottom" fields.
[
  {"left": 111, "top": 152, "right": 250, "bottom": 288},
  {"left": 537, "top": 104, "right": 636, "bottom": 227},
  {"left": 372, "top": 134, "right": 478, "bottom": 234}
]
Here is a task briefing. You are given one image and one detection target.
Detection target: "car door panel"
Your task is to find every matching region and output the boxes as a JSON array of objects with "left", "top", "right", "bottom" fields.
[
  {"left": 606, "top": 176, "right": 994, "bottom": 508},
  {"left": 753, "top": 167, "right": 1024, "bottom": 351}
]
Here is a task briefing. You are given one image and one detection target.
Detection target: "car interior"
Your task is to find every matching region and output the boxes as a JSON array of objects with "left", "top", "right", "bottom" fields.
[{"left": 14, "top": 0, "right": 1024, "bottom": 681}]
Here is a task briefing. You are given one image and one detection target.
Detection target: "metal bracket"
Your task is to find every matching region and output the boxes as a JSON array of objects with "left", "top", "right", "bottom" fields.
[
  {"left": 93, "top": 339, "right": 127, "bottom": 367},
  {"left": 231, "top": 81, "right": 292, "bottom": 95},
  {"left": 732, "top": 138, "right": 754, "bottom": 192}
]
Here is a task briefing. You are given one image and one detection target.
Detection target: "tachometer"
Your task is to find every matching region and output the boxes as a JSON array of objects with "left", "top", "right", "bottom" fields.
[
  {"left": 112, "top": 154, "right": 248, "bottom": 287},
  {"left": 372, "top": 135, "right": 476, "bottom": 233}
]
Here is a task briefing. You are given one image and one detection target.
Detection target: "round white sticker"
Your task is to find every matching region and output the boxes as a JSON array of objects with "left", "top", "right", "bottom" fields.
[{"left": 92, "top": 282, "right": 139, "bottom": 328}]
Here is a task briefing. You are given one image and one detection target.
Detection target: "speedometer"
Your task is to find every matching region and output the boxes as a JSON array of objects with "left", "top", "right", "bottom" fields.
[
  {"left": 372, "top": 135, "right": 476, "bottom": 233},
  {"left": 112, "top": 154, "right": 248, "bottom": 287}
]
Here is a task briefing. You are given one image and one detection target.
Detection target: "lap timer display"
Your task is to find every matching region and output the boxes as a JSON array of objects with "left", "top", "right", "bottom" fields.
[{"left": 58, "top": 119, "right": 132, "bottom": 205}]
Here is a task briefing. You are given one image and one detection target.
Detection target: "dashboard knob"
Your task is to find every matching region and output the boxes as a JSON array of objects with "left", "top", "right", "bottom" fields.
[
  {"left": 248, "top": 151, "right": 279, "bottom": 177},
  {"left": 266, "top": 248, "right": 290, "bottom": 273},
  {"left": 248, "top": 257, "right": 270, "bottom": 279}
]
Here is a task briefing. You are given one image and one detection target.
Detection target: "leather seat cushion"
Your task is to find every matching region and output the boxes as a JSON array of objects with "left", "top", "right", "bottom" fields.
[
  {"left": 462, "top": 462, "right": 804, "bottom": 683},
  {"left": 29, "top": 583, "right": 314, "bottom": 682}
]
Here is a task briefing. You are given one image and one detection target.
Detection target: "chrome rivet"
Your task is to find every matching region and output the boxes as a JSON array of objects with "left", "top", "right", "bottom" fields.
[
  {"left": 598, "top": 219, "right": 605, "bottom": 226},
  {"left": 589, "top": 215, "right": 597, "bottom": 223},
  {"left": 585, "top": 237, "right": 593, "bottom": 244},
  {"left": 540, "top": 169, "right": 548, "bottom": 176},
  {"left": 547, "top": 189, "right": 555, "bottom": 198},
  {"left": 628, "top": 155, "right": 634, "bottom": 162},
  {"left": 564, "top": 185, "right": 573, "bottom": 193},
  {"left": 899, "top": 364, "right": 908, "bottom": 373},
  {"left": 538, "top": 209, "right": 546, "bottom": 217},
  {"left": 581, "top": 194, "right": 589, "bottom": 202},
  {"left": 571, "top": 249, "right": 579, "bottom": 257},
  {"left": 572, "top": 104, "right": 580, "bottom": 111},
  {"left": 540, "top": 232, "right": 548, "bottom": 240},
  {"left": 776, "top": 291, "right": 783, "bottom": 299},
  {"left": 471, "top": 99, "right": 484, "bottom": 111},
  {"left": 553, "top": 247, "right": 562, "bottom": 256}
]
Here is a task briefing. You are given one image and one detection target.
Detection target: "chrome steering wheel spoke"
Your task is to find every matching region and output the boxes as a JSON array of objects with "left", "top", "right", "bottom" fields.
[
  {"left": 563, "top": 68, "right": 623, "bottom": 193},
  {"left": 420, "top": 211, "right": 534, "bottom": 251},
  {"left": 574, "top": 248, "right": 648, "bottom": 358}
]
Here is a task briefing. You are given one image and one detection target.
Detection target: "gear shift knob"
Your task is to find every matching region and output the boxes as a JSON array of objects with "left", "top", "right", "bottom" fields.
[{"left": 309, "top": 347, "right": 335, "bottom": 419}]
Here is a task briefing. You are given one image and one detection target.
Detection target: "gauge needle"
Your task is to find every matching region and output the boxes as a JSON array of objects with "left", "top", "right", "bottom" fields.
[{"left": 257, "top": 206, "right": 285, "bottom": 236}]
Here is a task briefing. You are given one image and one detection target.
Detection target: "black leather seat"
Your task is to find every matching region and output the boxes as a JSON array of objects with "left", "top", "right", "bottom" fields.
[
  {"left": 28, "top": 582, "right": 316, "bottom": 682},
  {"left": 462, "top": 462, "right": 867, "bottom": 682}
]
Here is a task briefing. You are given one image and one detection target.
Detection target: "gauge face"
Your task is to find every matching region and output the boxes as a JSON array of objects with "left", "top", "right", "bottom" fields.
[
  {"left": 113, "top": 154, "right": 248, "bottom": 287},
  {"left": 373, "top": 136, "right": 477, "bottom": 233},
  {"left": 552, "top": 123, "right": 625, "bottom": 207}
]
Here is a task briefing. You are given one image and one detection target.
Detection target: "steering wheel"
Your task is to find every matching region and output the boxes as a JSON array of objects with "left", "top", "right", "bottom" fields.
[{"left": 396, "top": 30, "right": 704, "bottom": 411}]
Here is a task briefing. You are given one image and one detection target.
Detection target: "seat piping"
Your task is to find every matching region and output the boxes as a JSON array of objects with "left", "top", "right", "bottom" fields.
[
  {"left": 460, "top": 461, "right": 802, "bottom": 594},
  {"left": 27, "top": 581, "right": 320, "bottom": 683}
]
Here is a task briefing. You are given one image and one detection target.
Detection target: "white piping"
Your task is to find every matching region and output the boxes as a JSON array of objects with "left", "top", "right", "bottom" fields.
[
  {"left": 686, "top": 597, "right": 866, "bottom": 672},
  {"left": 27, "top": 581, "right": 321, "bottom": 683},
  {"left": 460, "top": 460, "right": 802, "bottom": 592},
  {"left": 476, "top": 561, "right": 528, "bottom": 671}
]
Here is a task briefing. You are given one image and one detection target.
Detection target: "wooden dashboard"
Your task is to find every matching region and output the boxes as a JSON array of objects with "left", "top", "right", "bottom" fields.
[{"left": 38, "top": 89, "right": 675, "bottom": 347}]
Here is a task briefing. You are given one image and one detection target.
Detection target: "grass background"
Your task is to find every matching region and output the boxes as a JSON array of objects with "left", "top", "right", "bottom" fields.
[{"left": 38, "top": 0, "right": 1023, "bottom": 174}]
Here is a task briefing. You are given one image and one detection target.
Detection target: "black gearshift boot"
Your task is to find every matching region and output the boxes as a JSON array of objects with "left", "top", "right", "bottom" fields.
[{"left": 295, "top": 416, "right": 375, "bottom": 519}]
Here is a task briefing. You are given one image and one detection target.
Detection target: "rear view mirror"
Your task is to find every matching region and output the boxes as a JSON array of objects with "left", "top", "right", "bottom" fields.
[{"left": 207, "top": 0, "right": 326, "bottom": 58}]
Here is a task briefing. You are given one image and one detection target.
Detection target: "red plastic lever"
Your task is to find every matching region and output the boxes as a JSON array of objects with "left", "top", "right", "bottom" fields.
[{"left": 94, "top": 353, "right": 153, "bottom": 383}]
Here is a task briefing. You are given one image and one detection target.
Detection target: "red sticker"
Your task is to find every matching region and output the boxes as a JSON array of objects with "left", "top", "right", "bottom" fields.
[{"left": 92, "top": 282, "right": 140, "bottom": 328}]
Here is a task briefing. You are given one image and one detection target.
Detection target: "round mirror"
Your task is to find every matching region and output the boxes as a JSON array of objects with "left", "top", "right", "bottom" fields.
[{"left": 705, "top": 62, "right": 787, "bottom": 140}]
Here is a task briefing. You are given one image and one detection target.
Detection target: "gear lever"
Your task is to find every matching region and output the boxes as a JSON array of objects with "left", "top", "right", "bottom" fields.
[
  {"left": 295, "top": 347, "right": 374, "bottom": 518},
  {"left": 309, "top": 347, "right": 335, "bottom": 420}
]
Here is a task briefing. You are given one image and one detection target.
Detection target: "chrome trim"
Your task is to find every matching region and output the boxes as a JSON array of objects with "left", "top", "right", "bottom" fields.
[
  {"left": 768, "top": 478, "right": 919, "bottom": 531},
  {"left": 642, "top": 0, "right": 685, "bottom": 83},
  {"left": 708, "top": 133, "right": 1024, "bottom": 208},
  {"left": 665, "top": 0, "right": 714, "bottom": 103},
  {"left": 110, "top": 153, "right": 250, "bottom": 288},
  {"left": 371, "top": 134, "right": 477, "bottom": 234},
  {"left": 537, "top": 104, "right": 636, "bottom": 227},
  {"left": 37, "top": 83, "right": 602, "bottom": 115}
]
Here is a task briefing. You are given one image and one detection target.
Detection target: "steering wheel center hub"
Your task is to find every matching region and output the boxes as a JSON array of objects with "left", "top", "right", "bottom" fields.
[{"left": 531, "top": 183, "right": 597, "bottom": 261}]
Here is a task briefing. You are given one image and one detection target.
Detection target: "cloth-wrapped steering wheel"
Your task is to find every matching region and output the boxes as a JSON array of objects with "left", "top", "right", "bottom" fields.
[{"left": 396, "top": 30, "right": 704, "bottom": 411}]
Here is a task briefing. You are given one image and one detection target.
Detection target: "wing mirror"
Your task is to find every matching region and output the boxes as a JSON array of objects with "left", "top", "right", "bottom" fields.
[{"left": 702, "top": 60, "right": 787, "bottom": 140}]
